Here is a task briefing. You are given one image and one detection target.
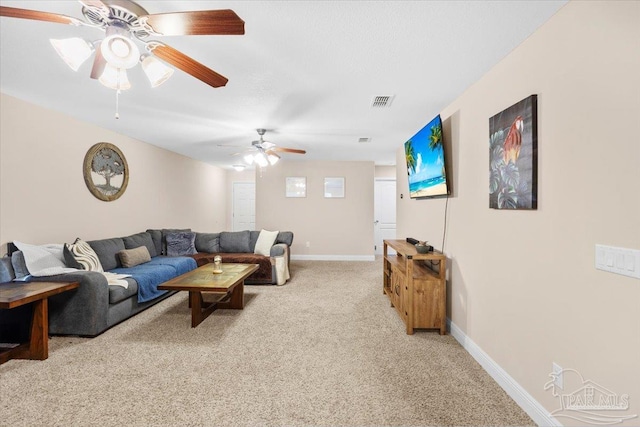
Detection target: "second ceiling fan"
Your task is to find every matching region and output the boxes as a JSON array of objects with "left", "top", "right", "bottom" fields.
[{"left": 240, "top": 129, "right": 306, "bottom": 167}]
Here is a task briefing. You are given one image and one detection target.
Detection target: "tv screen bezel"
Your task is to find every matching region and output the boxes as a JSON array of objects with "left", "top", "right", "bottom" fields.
[{"left": 404, "top": 114, "right": 450, "bottom": 199}]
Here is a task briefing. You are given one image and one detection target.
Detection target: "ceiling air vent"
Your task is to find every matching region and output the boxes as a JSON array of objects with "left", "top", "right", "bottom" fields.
[
  {"left": 358, "top": 137, "right": 371, "bottom": 143},
  {"left": 371, "top": 95, "right": 394, "bottom": 108}
]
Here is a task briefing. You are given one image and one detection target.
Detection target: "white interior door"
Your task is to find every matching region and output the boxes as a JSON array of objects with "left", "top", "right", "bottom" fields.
[
  {"left": 232, "top": 182, "right": 255, "bottom": 231},
  {"left": 374, "top": 179, "right": 397, "bottom": 255}
]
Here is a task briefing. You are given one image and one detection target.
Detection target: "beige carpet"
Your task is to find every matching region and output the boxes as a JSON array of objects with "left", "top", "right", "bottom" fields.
[{"left": 0, "top": 260, "right": 534, "bottom": 426}]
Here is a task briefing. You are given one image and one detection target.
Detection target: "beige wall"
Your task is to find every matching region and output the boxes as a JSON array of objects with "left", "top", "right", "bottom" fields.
[
  {"left": 375, "top": 165, "right": 396, "bottom": 179},
  {"left": 256, "top": 160, "right": 375, "bottom": 259},
  {"left": 397, "top": 1, "right": 639, "bottom": 424},
  {"left": 0, "top": 93, "right": 227, "bottom": 251}
]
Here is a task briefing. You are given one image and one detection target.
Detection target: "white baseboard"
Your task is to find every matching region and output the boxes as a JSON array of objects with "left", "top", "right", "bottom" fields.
[
  {"left": 447, "top": 319, "right": 562, "bottom": 427},
  {"left": 291, "top": 255, "right": 376, "bottom": 261}
]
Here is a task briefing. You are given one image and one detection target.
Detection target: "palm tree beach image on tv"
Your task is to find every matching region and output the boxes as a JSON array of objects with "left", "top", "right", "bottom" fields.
[{"left": 404, "top": 114, "right": 450, "bottom": 199}]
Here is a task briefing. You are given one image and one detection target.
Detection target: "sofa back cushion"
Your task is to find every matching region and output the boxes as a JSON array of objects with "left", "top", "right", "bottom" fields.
[
  {"left": 195, "top": 232, "right": 220, "bottom": 253},
  {"left": 146, "top": 229, "right": 163, "bottom": 257},
  {"left": 276, "top": 231, "right": 294, "bottom": 247},
  {"left": 88, "top": 237, "right": 126, "bottom": 271},
  {"left": 249, "top": 231, "right": 260, "bottom": 252},
  {"left": 0, "top": 256, "right": 15, "bottom": 282},
  {"left": 219, "top": 230, "right": 251, "bottom": 253},
  {"left": 123, "top": 232, "right": 157, "bottom": 258}
]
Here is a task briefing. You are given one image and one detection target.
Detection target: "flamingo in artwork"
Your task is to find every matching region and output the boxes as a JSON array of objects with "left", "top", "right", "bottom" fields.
[{"left": 503, "top": 115, "right": 524, "bottom": 164}]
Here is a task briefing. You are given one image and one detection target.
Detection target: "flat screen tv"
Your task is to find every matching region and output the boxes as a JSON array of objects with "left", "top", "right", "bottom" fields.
[{"left": 404, "top": 114, "right": 450, "bottom": 199}]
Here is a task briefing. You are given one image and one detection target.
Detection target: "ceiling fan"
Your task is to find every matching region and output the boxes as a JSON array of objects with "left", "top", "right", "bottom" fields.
[
  {"left": 0, "top": 0, "right": 244, "bottom": 90},
  {"left": 235, "top": 129, "right": 306, "bottom": 168}
]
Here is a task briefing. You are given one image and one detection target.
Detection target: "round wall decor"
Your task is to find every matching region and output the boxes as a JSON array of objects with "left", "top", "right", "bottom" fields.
[{"left": 83, "top": 142, "right": 129, "bottom": 202}]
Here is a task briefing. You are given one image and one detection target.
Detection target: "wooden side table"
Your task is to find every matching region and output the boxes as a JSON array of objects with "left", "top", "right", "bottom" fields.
[{"left": 0, "top": 281, "right": 79, "bottom": 364}]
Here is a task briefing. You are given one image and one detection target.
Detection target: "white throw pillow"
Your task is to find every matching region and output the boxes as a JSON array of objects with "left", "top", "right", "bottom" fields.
[{"left": 254, "top": 229, "right": 279, "bottom": 256}]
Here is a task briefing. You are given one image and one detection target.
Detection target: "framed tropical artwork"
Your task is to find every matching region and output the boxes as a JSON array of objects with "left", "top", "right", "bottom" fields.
[{"left": 489, "top": 95, "right": 538, "bottom": 210}]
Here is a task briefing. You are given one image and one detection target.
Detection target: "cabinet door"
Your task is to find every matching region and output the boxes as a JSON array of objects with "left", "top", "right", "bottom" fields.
[
  {"left": 413, "top": 279, "right": 444, "bottom": 329},
  {"left": 390, "top": 266, "right": 404, "bottom": 315}
]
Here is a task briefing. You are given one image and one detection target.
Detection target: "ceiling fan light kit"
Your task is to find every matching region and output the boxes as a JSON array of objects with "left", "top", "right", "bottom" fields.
[{"left": 99, "top": 64, "right": 131, "bottom": 91}]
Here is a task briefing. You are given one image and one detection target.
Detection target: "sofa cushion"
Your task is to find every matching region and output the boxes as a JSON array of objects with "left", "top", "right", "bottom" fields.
[
  {"left": 109, "top": 264, "right": 176, "bottom": 303},
  {"left": 219, "top": 231, "right": 251, "bottom": 253},
  {"left": 11, "top": 251, "right": 29, "bottom": 279},
  {"left": 254, "top": 229, "right": 279, "bottom": 256},
  {"left": 122, "top": 232, "right": 157, "bottom": 258},
  {"left": 166, "top": 232, "right": 197, "bottom": 257},
  {"left": 108, "top": 277, "right": 138, "bottom": 304},
  {"left": 249, "top": 231, "right": 260, "bottom": 252},
  {"left": 195, "top": 232, "right": 220, "bottom": 253},
  {"left": 0, "top": 256, "right": 15, "bottom": 282},
  {"left": 118, "top": 246, "right": 151, "bottom": 268},
  {"left": 275, "top": 231, "right": 294, "bottom": 246},
  {"left": 64, "top": 238, "right": 104, "bottom": 272},
  {"left": 88, "top": 238, "right": 126, "bottom": 271},
  {"left": 146, "top": 229, "right": 163, "bottom": 257},
  {"left": 147, "top": 256, "right": 197, "bottom": 276}
]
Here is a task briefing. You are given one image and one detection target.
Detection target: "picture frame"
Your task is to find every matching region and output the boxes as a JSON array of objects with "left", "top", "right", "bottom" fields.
[
  {"left": 83, "top": 142, "right": 129, "bottom": 202},
  {"left": 489, "top": 94, "right": 538, "bottom": 210},
  {"left": 324, "top": 177, "right": 345, "bottom": 198},
  {"left": 285, "top": 177, "right": 306, "bottom": 198}
]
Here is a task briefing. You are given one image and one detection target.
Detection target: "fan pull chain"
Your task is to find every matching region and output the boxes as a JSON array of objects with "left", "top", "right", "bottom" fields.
[{"left": 115, "top": 89, "right": 120, "bottom": 120}]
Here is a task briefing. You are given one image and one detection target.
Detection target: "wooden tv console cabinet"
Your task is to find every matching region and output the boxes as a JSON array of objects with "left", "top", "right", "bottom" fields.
[{"left": 383, "top": 239, "right": 447, "bottom": 335}]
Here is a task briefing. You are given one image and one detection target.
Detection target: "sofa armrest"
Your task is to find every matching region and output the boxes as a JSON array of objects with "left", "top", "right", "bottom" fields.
[
  {"left": 33, "top": 271, "right": 109, "bottom": 337},
  {"left": 270, "top": 243, "right": 286, "bottom": 257}
]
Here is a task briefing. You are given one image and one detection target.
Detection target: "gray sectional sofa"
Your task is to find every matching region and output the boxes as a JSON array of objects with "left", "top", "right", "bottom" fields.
[{"left": 0, "top": 229, "right": 293, "bottom": 337}]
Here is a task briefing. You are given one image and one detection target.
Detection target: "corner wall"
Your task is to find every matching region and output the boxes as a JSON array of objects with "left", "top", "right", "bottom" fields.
[
  {"left": 255, "top": 160, "right": 375, "bottom": 259},
  {"left": 396, "top": 1, "right": 639, "bottom": 425},
  {"left": 0, "top": 93, "right": 227, "bottom": 250}
]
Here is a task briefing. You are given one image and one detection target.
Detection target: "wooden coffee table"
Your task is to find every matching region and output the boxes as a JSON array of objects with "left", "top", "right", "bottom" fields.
[
  {"left": 0, "top": 281, "right": 79, "bottom": 364},
  {"left": 159, "top": 263, "right": 258, "bottom": 327}
]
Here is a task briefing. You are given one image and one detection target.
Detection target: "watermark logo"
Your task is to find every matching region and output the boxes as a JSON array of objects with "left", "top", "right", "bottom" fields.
[{"left": 544, "top": 368, "right": 637, "bottom": 425}]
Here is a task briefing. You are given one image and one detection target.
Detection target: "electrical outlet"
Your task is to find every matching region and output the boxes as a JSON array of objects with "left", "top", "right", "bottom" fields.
[
  {"left": 552, "top": 362, "right": 563, "bottom": 389},
  {"left": 305, "top": 241, "right": 310, "bottom": 248}
]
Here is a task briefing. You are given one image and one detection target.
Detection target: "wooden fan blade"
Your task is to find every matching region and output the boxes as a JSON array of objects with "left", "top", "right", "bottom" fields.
[
  {"left": 0, "top": 6, "right": 82, "bottom": 25},
  {"left": 147, "top": 42, "right": 228, "bottom": 88},
  {"left": 90, "top": 48, "right": 106, "bottom": 79},
  {"left": 142, "top": 10, "right": 245, "bottom": 36},
  {"left": 270, "top": 147, "right": 306, "bottom": 155}
]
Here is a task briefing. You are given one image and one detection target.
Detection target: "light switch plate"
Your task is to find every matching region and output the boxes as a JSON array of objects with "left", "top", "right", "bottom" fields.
[{"left": 595, "top": 244, "right": 640, "bottom": 279}]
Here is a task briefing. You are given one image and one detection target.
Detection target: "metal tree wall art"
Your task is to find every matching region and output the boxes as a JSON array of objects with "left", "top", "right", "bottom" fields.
[
  {"left": 83, "top": 143, "right": 129, "bottom": 201},
  {"left": 489, "top": 95, "right": 538, "bottom": 209}
]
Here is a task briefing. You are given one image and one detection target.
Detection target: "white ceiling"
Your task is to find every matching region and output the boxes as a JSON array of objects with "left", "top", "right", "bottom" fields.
[{"left": 0, "top": 0, "right": 566, "bottom": 169}]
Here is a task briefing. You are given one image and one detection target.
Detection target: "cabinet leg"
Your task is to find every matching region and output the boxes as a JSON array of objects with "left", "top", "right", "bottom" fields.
[{"left": 406, "top": 324, "right": 414, "bottom": 335}]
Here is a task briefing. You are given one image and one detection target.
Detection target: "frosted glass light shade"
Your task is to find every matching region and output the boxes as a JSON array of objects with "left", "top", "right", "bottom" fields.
[
  {"left": 99, "top": 65, "right": 131, "bottom": 90},
  {"left": 243, "top": 154, "right": 255, "bottom": 165},
  {"left": 50, "top": 38, "right": 93, "bottom": 71},
  {"left": 267, "top": 153, "right": 280, "bottom": 165},
  {"left": 141, "top": 55, "right": 174, "bottom": 87},
  {"left": 254, "top": 152, "right": 269, "bottom": 168},
  {"left": 100, "top": 25, "right": 139, "bottom": 69}
]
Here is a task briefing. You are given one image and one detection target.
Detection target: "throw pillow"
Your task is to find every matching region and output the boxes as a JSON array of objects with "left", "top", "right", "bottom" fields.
[
  {"left": 254, "top": 229, "right": 279, "bottom": 256},
  {"left": 161, "top": 228, "right": 191, "bottom": 255},
  {"left": 10, "top": 251, "right": 29, "bottom": 279},
  {"left": 64, "top": 238, "right": 104, "bottom": 272},
  {"left": 219, "top": 230, "right": 251, "bottom": 253},
  {"left": 122, "top": 232, "right": 157, "bottom": 258},
  {"left": 0, "top": 256, "right": 15, "bottom": 282},
  {"left": 165, "top": 232, "right": 197, "bottom": 257},
  {"left": 117, "top": 246, "right": 152, "bottom": 268}
]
